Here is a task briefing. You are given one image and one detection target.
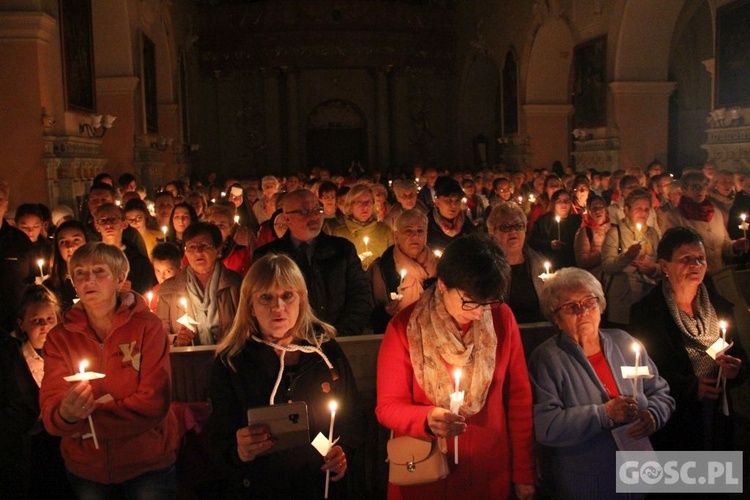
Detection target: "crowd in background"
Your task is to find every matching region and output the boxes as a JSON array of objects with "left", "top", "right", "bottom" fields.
[{"left": 0, "top": 158, "right": 748, "bottom": 498}]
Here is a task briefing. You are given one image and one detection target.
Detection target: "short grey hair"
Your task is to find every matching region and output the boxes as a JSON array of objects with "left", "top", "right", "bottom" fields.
[
  {"left": 538, "top": 267, "right": 606, "bottom": 321},
  {"left": 392, "top": 179, "right": 417, "bottom": 196},
  {"left": 395, "top": 209, "right": 427, "bottom": 230},
  {"left": 344, "top": 184, "right": 373, "bottom": 214},
  {"left": 486, "top": 201, "right": 527, "bottom": 231}
]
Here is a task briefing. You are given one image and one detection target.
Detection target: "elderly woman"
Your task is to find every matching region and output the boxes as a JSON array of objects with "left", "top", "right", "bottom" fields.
[
  {"left": 368, "top": 209, "right": 438, "bottom": 333},
  {"left": 487, "top": 202, "right": 545, "bottom": 324},
  {"left": 331, "top": 184, "right": 394, "bottom": 270},
  {"left": 253, "top": 175, "right": 281, "bottom": 224},
  {"left": 39, "top": 243, "right": 178, "bottom": 498},
  {"left": 383, "top": 180, "right": 426, "bottom": 230},
  {"left": 528, "top": 267, "right": 674, "bottom": 499},
  {"left": 661, "top": 171, "right": 747, "bottom": 272},
  {"left": 630, "top": 227, "right": 746, "bottom": 451},
  {"left": 43, "top": 220, "right": 88, "bottom": 311},
  {"left": 156, "top": 222, "right": 241, "bottom": 346},
  {"left": 376, "top": 233, "right": 535, "bottom": 499},
  {"left": 529, "top": 189, "right": 582, "bottom": 269},
  {"left": 601, "top": 188, "right": 660, "bottom": 327},
  {"left": 209, "top": 254, "right": 361, "bottom": 498},
  {"left": 1, "top": 286, "right": 72, "bottom": 498},
  {"left": 574, "top": 194, "right": 611, "bottom": 281}
]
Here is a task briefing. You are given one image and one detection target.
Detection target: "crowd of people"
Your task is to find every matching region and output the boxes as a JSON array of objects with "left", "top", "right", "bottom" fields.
[{"left": 0, "top": 159, "right": 748, "bottom": 498}]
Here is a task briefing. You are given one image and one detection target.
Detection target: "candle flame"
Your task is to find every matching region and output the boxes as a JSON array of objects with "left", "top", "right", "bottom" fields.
[
  {"left": 363, "top": 236, "right": 369, "bottom": 245},
  {"left": 461, "top": 197, "right": 467, "bottom": 204},
  {"left": 234, "top": 215, "right": 240, "bottom": 224},
  {"left": 719, "top": 320, "right": 728, "bottom": 330},
  {"left": 529, "top": 194, "right": 535, "bottom": 202},
  {"left": 328, "top": 400, "right": 338, "bottom": 412},
  {"left": 544, "top": 261, "right": 551, "bottom": 273},
  {"left": 400, "top": 269, "right": 407, "bottom": 279},
  {"left": 180, "top": 297, "right": 188, "bottom": 309},
  {"left": 36, "top": 258, "right": 44, "bottom": 267},
  {"left": 632, "top": 343, "right": 641, "bottom": 354},
  {"left": 115, "top": 200, "right": 121, "bottom": 206},
  {"left": 161, "top": 226, "right": 168, "bottom": 235},
  {"left": 636, "top": 223, "right": 642, "bottom": 232},
  {"left": 555, "top": 215, "right": 561, "bottom": 222},
  {"left": 79, "top": 360, "right": 88, "bottom": 374},
  {"left": 146, "top": 291, "right": 153, "bottom": 302},
  {"left": 434, "top": 249, "right": 442, "bottom": 258},
  {"left": 742, "top": 213, "right": 747, "bottom": 222},
  {"left": 221, "top": 192, "right": 226, "bottom": 198}
]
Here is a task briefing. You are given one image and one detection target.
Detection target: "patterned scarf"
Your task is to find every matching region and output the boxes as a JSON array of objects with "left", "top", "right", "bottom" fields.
[
  {"left": 662, "top": 279, "right": 720, "bottom": 378},
  {"left": 405, "top": 286, "right": 496, "bottom": 417},
  {"left": 432, "top": 208, "right": 466, "bottom": 237},
  {"left": 678, "top": 197, "right": 715, "bottom": 222}
]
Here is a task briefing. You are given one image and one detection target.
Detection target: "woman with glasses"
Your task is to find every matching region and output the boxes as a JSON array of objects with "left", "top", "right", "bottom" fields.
[
  {"left": 487, "top": 202, "right": 545, "bottom": 323},
  {"left": 574, "top": 194, "right": 611, "bottom": 282},
  {"left": 376, "top": 233, "right": 536, "bottom": 499},
  {"left": 529, "top": 189, "right": 582, "bottom": 269},
  {"left": 630, "top": 227, "right": 746, "bottom": 452},
  {"left": 209, "top": 253, "right": 361, "bottom": 498},
  {"left": 528, "top": 267, "right": 674, "bottom": 499},
  {"left": 156, "top": 222, "right": 241, "bottom": 346},
  {"left": 330, "top": 184, "right": 393, "bottom": 270},
  {"left": 661, "top": 171, "right": 747, "bottom": 272}
]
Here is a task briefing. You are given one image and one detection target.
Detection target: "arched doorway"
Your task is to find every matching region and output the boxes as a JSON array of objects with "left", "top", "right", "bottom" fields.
[{"left": 306, "top": 99, "right": 368, "bottom": 174}]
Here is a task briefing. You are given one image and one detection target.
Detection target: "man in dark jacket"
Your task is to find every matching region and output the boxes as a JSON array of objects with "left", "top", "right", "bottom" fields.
[
  {"left": 426, "top": 176, "right": 477, "bottom": 252},
  {"left": 254, "top": 189, "right": 373, "bottom": 336}
]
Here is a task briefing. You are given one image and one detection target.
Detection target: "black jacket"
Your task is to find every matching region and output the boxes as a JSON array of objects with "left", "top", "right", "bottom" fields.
[
  {"left": 254, "top": 232, "right": 373, "bottom": 336},
  {"left": 529, "top": 212, "right": 582, "bottom": 269},
  {"left": 0, "top": 222, "right": 31, "bottom": 332},
  {"left": 630, "top": 281, "right": 748, "bottom": 451},
  {"left": 425, "top": 210, "right": 477, "bottom": 253},
  {"left": 208, "top": 339, "right": 363, "bottom": 499}
]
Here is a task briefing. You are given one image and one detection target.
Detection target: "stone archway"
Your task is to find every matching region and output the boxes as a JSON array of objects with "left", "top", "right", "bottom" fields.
[{"left": 306, "top": 99, "right": 368, "bottom": 174}]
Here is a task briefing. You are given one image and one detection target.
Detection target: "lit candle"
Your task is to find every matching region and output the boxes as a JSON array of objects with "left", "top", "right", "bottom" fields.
[
  {"left": 324, "top": 400, "right": 338, "bottom": 499},
  {"left": 741, "top": 214, "right": 747, "bottom": 239},
  {"left": 161, "top": 226, "right": 168, "bottom": 240},
  {"left": 221, "top": 191, "right": 226, "bottom": 198},
  {"left": 555, "top": 215, "right": 561, "bottom": 240},
  {"left": 636, "top": 222, "right": 642, "bottom": 233},
  {"left": 180, "top": 297, "right": 188, "bottom": 312},
  {"left": 716, "top": 320, "right": 728, "bottom": 389},
  {"left": 388, "top": 180, "right": 393, "bottom": 187},
  {"left": 146, "top": 291, "right": 153, "bottom": 309},
  {"left": 433, "top": 249, "right": 442, "bottom": 258},
  {"left": 529, "top": 194, "right": 535, "bottom": 203},
  {"left": 451, "top": 369, "right": 464, "bottom": 465},
  {"left": 147, "top": 203, "right": 155, "bottom": 217},
  {"left": 632, "top": 343, "right": 641, "bottom": 398},
  {"left": 517, "top": 195, "right": 523, "bottom": 204},
  {"left": 76, "top": 360, "right": 100, "bottom": 449},
  {"left": 544, "top": 261, "right": 551, "bottom": 275},
  {"left": 211, "top": 198, "right": 216, "bottom": 204},
  {"left": 399, "top": 269, "right": 407, "bottom": 287},
  {"left": 115, "top": 200, "right": 121, "bottom": 207},
  {"left": 234, "top": 214, "right": 240, "bottom": 225},
  {"left": 36, "top": 258, "right": 45, "bottom": 278},
  {"left": 363, "top": 236, "right": 369, "bottom": 253}
]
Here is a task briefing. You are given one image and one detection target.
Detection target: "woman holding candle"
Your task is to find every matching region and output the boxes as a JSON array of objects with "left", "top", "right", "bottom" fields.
[
  {"left": 487, "top": 202, "right": 546, "bottom": 323},
  {"left": 209, "top": 253, "right": 361, "bottom": 498},
  {"left": 39, "top": 242, "right": 178, "bottom": 498},
  {"left": 330, "top": 184, "right": 394, "bottom": 270},
  {"left": 43, "top": 220, "right": 88, "bottom": 311},
  {"left": 630, "top": 227, "right": 746, "bottom": 451},
  {"left": 600, "top": 188, "right": 660, "bottom": 328},
  {"left": 156, "top": 222, "right": 241, "bottom": 346},
  {"left": 528, "top": 267, "right": 674, "bottom": 499},
  {"left": 0, "top": 285, "right": 73, "bottom": 498},
  {"left": 529, "top": 189, "right": 582, "bottom": 269},
  {"left": 376, "top": 233, "right": 536, "bottom": 499}
]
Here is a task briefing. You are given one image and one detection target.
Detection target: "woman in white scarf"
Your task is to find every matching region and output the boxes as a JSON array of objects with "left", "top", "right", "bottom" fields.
[{"left": 376, "top": 233, "right": 535, "bottom": 499}]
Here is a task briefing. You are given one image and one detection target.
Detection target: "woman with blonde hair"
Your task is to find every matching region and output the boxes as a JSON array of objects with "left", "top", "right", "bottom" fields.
[{"left": 209, "top": 253, "right": 361, "bottom": 498}]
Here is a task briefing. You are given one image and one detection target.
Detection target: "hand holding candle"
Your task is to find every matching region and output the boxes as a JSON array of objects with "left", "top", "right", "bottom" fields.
[
  {"left": 555, "top": 215, "right": 562, "bottom": 240},
  {"left": 63, "top": 360, "right": 104, "bottom": 449},
  {"left": 740, "top": 213, "right": 748, "bottom": 239},
  {"left": 146, "top": 291, "right": 153, "bottom": 310},
  {"left": 632, "top": 343, "right": 641, "bottom": 398},
  {"left": 324, "top": 400, "right": 338, "bottom": 499},
  {"left": 716, "top": 320, "right": 728, "bottom": 389}
]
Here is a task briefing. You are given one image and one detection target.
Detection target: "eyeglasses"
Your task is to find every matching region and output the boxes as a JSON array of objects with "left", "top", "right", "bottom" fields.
[
  {"left": 494, "top": 223, "right": 526, "bottom": 233},
  {"left": 285, "top": 207, "right": 324, "bottom": 217},
  {"left": 125, "top": 215, "right": 144, "bottom": 224},
  {"left": 553, "top": 295, "right": 600, "bottom": 315},
  {"left": 95, "top": 216, "right": 122, "bottom": 226},
  {"left": 185, "top": 243, "right": 215, "bottom": 254},
  {"left": 456, "top": 289, "right": 503, "bottom": 311}
]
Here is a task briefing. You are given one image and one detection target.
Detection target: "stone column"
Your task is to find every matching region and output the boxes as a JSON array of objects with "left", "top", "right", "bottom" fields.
[
  {"left": 375, "top": 67, "right": 391, "bottom": 172},
  {"left": 523, "top": 104, "right": 573, "bottom": 169},
  {"left": 609, "top": 81, "right": 676, "bottom": 169},
  {"left": 262, "top": 67, "right": 282, "bottom": 172}
]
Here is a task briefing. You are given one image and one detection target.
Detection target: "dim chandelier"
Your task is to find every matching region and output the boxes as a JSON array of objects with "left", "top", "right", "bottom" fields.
[{"left": 3, "top": 1, "right": 750, "bottom": 497}]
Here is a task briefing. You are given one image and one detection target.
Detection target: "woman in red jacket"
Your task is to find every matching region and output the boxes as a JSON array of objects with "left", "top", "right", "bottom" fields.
[
  {"left": 376, "top": 233, "right": 535, "bottom": 499},
  {"left": 40, "top": 242, "right": 178, "bottom": 498}
]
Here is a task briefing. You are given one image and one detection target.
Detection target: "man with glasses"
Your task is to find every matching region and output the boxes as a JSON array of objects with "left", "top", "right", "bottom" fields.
[
  {"left": 427, "top": 177, "right": 477, "bottom": 252},
  {"left": 254, "top": 189, "right": 373, "bottom": 336},
  {"left": 93, "top": 203, "right": 156, "bottom": 295}
]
